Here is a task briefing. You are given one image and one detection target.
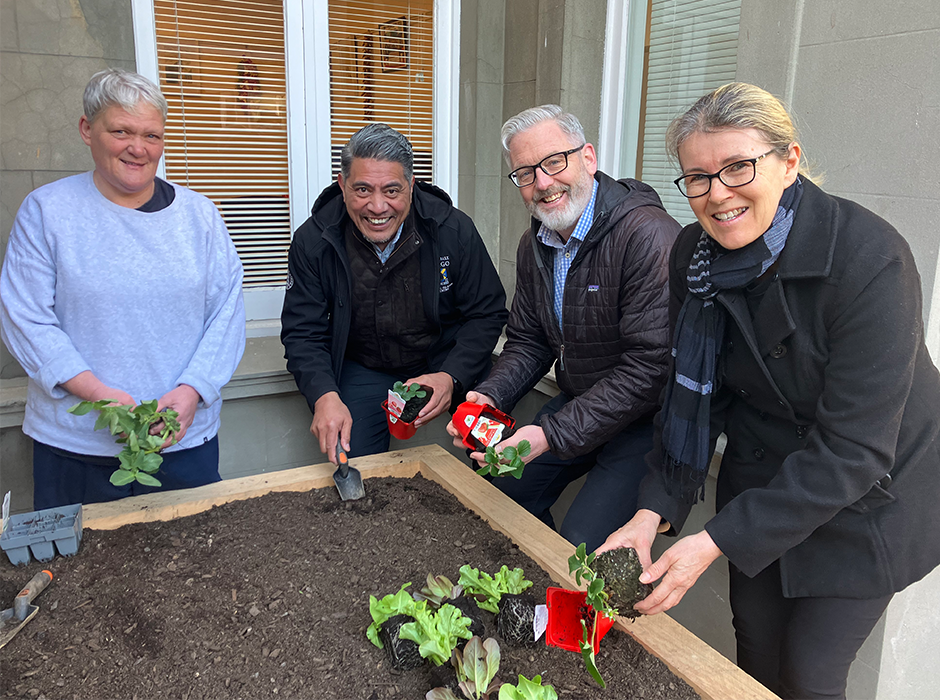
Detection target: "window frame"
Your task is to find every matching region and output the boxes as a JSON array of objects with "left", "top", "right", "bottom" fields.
[{"left": 130, "top": 0, "right": 460, "bottom": 333}]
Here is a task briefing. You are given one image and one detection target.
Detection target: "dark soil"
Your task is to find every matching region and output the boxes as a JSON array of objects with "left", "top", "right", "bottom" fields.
[
  {"left": 0, "top": 475, "right": 700, "bottom": 700},
  {"left": 399, "top": 387, "right": 433, "bottom": 423}
]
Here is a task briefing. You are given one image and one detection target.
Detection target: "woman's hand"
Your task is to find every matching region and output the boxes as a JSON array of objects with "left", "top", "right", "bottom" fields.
[
  {"left": 595, "top": 509, "right": 662, "bottom": 570},
  {"left": 62, "top": 370, "right": 135, "bottom": 406},
  {"left": 154, "top": 384, "right": 201, "bottom": 448},
  {"left": 633, "top": 530, "right": 723, "bottom": 616}
]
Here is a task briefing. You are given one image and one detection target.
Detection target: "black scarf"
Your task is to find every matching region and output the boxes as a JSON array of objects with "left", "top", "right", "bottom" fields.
[{"left": 661, "top": 178, "right": 803, "bottom": 502}]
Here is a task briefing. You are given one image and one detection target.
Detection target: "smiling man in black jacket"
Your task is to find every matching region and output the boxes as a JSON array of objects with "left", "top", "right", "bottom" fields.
[
  {"left": 282, "top": 124, "right": 507, "bottom": 463},
  {"left": 449, "top": 105, "right": 679, "bottom": 550}
]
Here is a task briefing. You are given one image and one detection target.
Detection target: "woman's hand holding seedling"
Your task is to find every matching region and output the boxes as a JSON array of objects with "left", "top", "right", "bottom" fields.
[
  {"left": 405, "top": 372, "right": 454, "bottom": 426},
  {"left": 61, "top": 370, "right": 136, "bottom": 407},
  {"left": 153, "top": 384, "right": 200, "bottom": 448},
  {"left": 630, "top": 530, "right": 722, "bottom": 616}
]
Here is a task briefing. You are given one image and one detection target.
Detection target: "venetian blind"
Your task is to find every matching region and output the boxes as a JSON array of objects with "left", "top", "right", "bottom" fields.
[
  {"left": 328, "top": 0, "right": 434, "bottom": 182},
  {"left": 154, "top": 0, "right": 290, "bottom": 288},
  {"left": 638, "top": 0, "right": 742, "bottom": 225}
]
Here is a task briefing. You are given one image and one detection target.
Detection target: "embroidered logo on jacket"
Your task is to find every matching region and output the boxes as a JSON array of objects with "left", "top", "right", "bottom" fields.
[
  {"left": 286, "top": 272, "right": 294, "bottom": 290},
  {"left": 588, "top": 284, "right": 599, "bottom": 292},
  {"left": 440, "top": 256, "right": 452, "bottom": 292}
]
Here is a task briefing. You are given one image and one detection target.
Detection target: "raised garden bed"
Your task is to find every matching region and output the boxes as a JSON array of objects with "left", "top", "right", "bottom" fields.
[{"left": 0, "top": 445, "right": 775, "bottom": 699}]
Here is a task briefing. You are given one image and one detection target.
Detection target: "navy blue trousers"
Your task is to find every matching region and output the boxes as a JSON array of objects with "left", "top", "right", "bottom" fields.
[
  {"left": 339, "top": 359, "right": 416, "bottom": 458},
  {"left": 32, "top": 436, "right": 221, "bottom": 509},
  {"left": 492, "top": 392, "right": 654, "bottom": 552},
  {"left": 729, "top": 560, "right": 892, "bottom": 699}
]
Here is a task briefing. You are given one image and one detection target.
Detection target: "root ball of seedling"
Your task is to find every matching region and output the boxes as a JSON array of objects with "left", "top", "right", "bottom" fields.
[{"left": 593, "top": 547, "right": 652, "bottom": 619}]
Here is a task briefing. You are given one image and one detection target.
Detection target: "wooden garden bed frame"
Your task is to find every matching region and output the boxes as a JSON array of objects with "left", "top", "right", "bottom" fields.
[{"left": 83, "top": 444, "right": 776, "bottom": 700}]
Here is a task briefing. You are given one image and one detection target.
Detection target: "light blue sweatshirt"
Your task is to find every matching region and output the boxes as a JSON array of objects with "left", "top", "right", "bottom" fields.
[{"left": 0, "top": 172, "right": 246, "bottom": 456}]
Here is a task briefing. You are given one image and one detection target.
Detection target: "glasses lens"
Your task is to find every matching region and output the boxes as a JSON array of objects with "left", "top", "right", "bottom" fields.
[
  {"left": 511, "top": 168, "right": 535, "bottom": 187},
  {"left": 719, "top": 160, "right": 757, "bottom": 188},
  {"left": 679, "top": 175, "right": 710, "bottom": 197},
  {"left": 540, "top": 153, "right": 569, "bottom": 176}
]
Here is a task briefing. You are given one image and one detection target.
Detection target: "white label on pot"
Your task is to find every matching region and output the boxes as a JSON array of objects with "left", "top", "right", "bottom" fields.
[
  {"left": 387, "top": 390, "right": 406, "bottom": 419},
  {"left": 470, "top": 418, "right": 505, "bottom": 447},
  {"left": 533, "top": 604, "right": 548, "bottom": 642},
  {"left": 1, "top": 491, "right": 9, "bottom": 534}
]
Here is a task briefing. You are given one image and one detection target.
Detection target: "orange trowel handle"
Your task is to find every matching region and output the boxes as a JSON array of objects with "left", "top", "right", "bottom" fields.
[{"left": 13, "top": 570, "right": 52, "bottom": 621}]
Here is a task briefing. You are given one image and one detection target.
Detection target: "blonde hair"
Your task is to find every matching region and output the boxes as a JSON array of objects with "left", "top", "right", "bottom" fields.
[{"left": 666, "top": 82, "right": 816, "bottom": 180}]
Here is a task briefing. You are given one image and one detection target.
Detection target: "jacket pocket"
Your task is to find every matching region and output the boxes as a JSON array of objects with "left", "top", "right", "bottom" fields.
[{"left": 845, "top": 481, "right": 897, "bottom": 514}]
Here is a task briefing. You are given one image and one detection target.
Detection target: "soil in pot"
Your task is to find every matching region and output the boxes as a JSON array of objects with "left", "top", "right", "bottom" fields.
[
  {"left": 398, "top": 386, "right": 433, "bottom": 423},
  {"left": 0, "top": 475, "right": 700, "bottom": 700}
]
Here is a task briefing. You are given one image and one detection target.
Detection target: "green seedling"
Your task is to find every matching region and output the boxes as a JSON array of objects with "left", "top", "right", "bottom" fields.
[
  {"left": 476, "top": 440, "right": 531, "bottom": 480},
  {"left": 392, "top": 381, "right": 427, "bottom": 402},
  {"left": 497, "top": 674, "right": 558, "bottom": 700},
  {"left": 458, "top": 565, "right": 532, "bottom": 615},
  {"left": 367, "top": 582, "right": 416, "bottom": 648},
  {"left": 398, "top": 601, "right": 473, "bottom": 666},
  {"left": 426, "top": 636, "right": 502, "bottom": 700},
  {"left": 568, "top": 542, "right": 619, "bottom": 688},
  {"left": 69, "top": 399, "right": 180, "bottom": 487}
]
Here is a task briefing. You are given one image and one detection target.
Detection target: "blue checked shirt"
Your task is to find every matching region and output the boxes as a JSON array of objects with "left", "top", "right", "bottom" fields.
[
  {"left": 373, "top": 223, "right": 404, "bottom": 264},
  {"left": 536, "top": 180, "right": 598, "bottom": 330}
]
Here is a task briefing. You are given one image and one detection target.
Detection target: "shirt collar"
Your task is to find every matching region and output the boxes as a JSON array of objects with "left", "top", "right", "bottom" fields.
[{"left": 372, "top": 223, "right": 404, "bottom": 264}]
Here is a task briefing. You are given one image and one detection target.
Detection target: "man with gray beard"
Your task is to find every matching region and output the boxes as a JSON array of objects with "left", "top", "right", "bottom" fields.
[{"left": 448, "top": 105, "right": 679, "bottom": 551}]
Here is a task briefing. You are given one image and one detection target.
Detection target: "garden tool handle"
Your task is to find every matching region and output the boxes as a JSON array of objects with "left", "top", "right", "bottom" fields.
[
  {"left": 13, "top": 570, "right": 52, "bottom": 621},
  {"left": 336, "top": 444, "right": 350, "bottom": 478}
]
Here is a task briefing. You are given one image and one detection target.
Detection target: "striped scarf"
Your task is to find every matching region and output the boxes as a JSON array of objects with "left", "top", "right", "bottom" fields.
[{"left": 661, "top": 178, "right": 803, "bottom": 502}]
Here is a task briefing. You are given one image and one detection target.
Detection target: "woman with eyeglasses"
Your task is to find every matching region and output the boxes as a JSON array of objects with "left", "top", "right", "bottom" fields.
[{"left": 597, "top": 82, "right": 940, "bottom": 698}]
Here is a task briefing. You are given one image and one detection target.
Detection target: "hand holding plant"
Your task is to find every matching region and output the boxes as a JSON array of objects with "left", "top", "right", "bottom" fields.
[
  {"left": 476, "top": 440, "right": 531, "bottom": 480},
  {"left": 69, "top": 399, "right": 181, "bottom": 487},
  {"left": 393, "top": 381, "right": 428, "bottom": 402}
]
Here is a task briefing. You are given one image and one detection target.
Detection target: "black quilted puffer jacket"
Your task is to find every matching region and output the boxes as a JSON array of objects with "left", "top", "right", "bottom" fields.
[{"left": 476, "top": 171, "right": 679, "bottom": 460}]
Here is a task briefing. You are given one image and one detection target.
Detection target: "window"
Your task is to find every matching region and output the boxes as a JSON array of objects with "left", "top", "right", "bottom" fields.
[
  {"left": 328, "top": 0, "right": 434, "bottom": 181},
  {"left": 605, "top": 0, "right": 742, "bottom": 226}
]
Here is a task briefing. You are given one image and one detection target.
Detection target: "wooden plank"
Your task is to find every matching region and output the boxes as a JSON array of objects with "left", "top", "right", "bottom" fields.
[
  {"left": 82, "top": 446, "right": 432, "bottom": 530},
  {"left": 82, "top": 444, "right": 775, "bottom": 700}
]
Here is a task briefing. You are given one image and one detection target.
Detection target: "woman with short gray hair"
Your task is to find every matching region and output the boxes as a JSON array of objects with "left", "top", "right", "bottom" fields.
[{"left": 0, "top": 68, "right": 246, "bottom": 509}]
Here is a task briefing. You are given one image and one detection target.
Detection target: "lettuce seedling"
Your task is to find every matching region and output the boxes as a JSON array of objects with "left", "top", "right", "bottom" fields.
[
  {"left": 414, "top": 574, "right": 464, "bottom": 608},
  {"left": 568, "top": 542, "right": 619, "bottom": 688},
  {"left": 398, "top": 601, "right": 473, "bottom": 666},
  {"left": 425, "top": 636, "right": 502, "bottom": 700},
  {"left": 458, "top": 565, "right": 533, "bottom": 615},
  {"left": 476, "top": 440, "right": 531, "bottom": 480},
  {"left": 68, "top": 399, "right": 180, "bottom": 487},
  {"left": 367, "top": 582, "right": 416, "bottom": 648},
  {"left": 497, "top": 675, "right": 558, "bottom": 700}
]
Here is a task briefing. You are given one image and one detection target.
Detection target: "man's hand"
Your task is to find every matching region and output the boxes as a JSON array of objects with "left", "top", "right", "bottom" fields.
[
  {"left": 445, "top": 390, "right": 494, "bottom": 449},
  {"left": 467, "top": 424, "right": 549, "bottom": 469},
  {"left": 311, "top": 391, "right": 352, "bottom": 464},
  {"left": 154, "top": 384, "right": 201, "bottom": 449},
  {"left": 632, "top": 530, "right": 723, "bottom": 616},
  {"left": 406, "top": 372, "right": 454, "bottom": 427}
]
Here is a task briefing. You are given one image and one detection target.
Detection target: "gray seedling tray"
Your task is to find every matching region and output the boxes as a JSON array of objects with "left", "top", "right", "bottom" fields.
[{"left": 1, "top": 503, "right": 83, "bottom": 566}]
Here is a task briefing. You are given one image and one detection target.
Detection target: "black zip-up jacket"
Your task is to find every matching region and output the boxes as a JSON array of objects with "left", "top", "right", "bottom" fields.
[
  {"left": 476, "top": 172, "right": 679, "bottom": 459},
  {"left": 281, "top": 180, "right": 508, "bottom": 413}
]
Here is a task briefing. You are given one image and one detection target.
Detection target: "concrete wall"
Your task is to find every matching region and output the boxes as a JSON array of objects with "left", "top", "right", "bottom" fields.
[{"left": 736, "top": 2, "right": 940, "bottom": 697}]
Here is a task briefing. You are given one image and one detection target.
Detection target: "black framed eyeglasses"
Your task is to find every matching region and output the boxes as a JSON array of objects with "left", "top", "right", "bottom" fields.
[
  {"left": 508, "top": 144, "right": 586, "bottom": 188},
  {"left": 673, "top": 150, "right": 775, "bottom": 198}
]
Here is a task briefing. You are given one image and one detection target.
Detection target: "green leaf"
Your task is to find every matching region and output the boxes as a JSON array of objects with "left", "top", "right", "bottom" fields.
[
  {"left": 498, "top": 675, "right": 558, "bottom": 700},
  {"left": 366, "top": 583, "right": 415, "bottom": 648},
  {"left": 399, "top": 603, "right": 472, "bottom": 666},
  {"left": 110, "top": 469, "right": 137, "bottom": 486},
  {"left": 501, "top": 446, "right": 517, "bottom": 461},
  {"left": 135, "top": 471, "right": 162, "bottom": 487},
  {"left": 68, "top": 401, "right": 96, "bottom": 416},
  {"left": 139, "top": 452, "right": 163, "bottom": 474},
  {"left": 516, "top": 440, "right": 531, "bottom": 458},
  {"left": 425, "top": 689, "right": 460, "bottom": 700}
]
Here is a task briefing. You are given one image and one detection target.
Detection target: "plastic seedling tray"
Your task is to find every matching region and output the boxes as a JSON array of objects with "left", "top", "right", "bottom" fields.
[
  {"left": 545, "top": 586, "right": 615, "bottom": 653},
  {"left": 1, "top": 503, "right": 83, "bottom": 566}
]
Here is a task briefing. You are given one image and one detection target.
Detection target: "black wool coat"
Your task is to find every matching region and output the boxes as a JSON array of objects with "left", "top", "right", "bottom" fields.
[
  {"left": 640, "top": 179, "right": 940, "bottom": 598},
  {"left": 476, "top": 171, "right": 680, "bottom": 460}
]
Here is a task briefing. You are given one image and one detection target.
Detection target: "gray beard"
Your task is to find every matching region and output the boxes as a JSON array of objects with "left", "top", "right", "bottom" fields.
[{"left": 526, "top": 173, "right": 593, "bottom": 233}]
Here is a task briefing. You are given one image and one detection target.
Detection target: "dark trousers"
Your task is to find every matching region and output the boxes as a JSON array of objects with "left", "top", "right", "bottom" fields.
[
  {"left": 339, "top": 359, "right": 417, "bottom": 458},
  {"left": 729, "top": 560, "right": 892, "bottom": 699},
  {"left": 492, "top": 392, "right": 654, "bottom": 552},
  {"left": 32, "top": 436, "right": 221, "bottom": 509}
]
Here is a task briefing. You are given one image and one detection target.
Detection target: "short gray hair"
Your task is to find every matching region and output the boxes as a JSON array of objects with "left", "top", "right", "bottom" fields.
[
  {"left": 340, "top": 124, "right": 414, "bottom": 182},
  {"left": 500, "top": 105, "right": 586, "bottom": 165},
  {"left": 83, "top": 68, "right": 168, "bottom": 123}
]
